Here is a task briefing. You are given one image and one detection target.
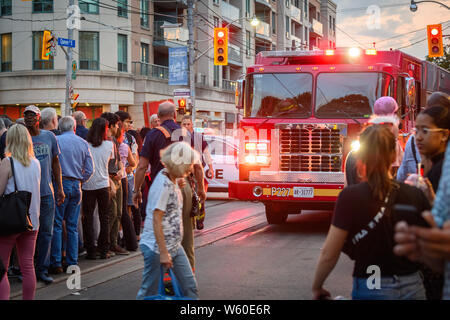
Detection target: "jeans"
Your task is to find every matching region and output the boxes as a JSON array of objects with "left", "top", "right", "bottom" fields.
[
  {"left": 82, "top": 188, "right": 110, "bottom": 256},
  {"left": 109, "top": 179, "right": 123, "bottom": 249},
  {"left": 352, "top": 272, "right": 426, "bottom": 300},
  {"left": 136, "top": 244, "right": 198, "bottom": 300},
  {"left": 35, "top": 194, "right": 55, "bottom": 275},
  {"left": 0, "top": 231, "right": 38, "bottom": 300},
  {"left": 51, "top": 179, "right": 82, "bottom": 267}
]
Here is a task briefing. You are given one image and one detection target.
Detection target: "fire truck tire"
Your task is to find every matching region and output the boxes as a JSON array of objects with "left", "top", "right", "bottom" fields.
[{"left": 264, "top": 203, "right": 288, "bottom": 224}]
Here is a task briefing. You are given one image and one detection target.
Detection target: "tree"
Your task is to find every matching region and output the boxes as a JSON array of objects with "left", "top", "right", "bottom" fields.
[{"left": 426, "top": 43, "right": 450, "bottom": 71}]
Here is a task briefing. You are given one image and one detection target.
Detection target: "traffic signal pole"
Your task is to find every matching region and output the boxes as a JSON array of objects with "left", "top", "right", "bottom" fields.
[
  {"left": 187, "top": 0, "right": 196, "bottom": 123},
  {"left": 64, "top": 0, "right": 74, "bottom": 117}
]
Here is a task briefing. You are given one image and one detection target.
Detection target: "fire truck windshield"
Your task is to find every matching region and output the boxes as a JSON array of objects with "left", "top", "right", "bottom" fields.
[
  {"left": 245, "top": 73, "right": 312, "bottom": 118},
  {"left": 315, "top": 72, "right": 394, "bottom": 118}
]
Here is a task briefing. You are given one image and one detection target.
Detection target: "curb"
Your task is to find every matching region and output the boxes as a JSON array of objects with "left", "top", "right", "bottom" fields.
[{"left": 10, "top": 251, "right": 142, "bottom": 299}]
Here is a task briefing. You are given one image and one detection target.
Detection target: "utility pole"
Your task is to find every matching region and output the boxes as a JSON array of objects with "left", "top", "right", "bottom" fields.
[
  {"left": 64, "top": 0, "right": 74, "bottom": 117},
  {"left": 187, "top": 0, "right": 196, "bottom": 123}
]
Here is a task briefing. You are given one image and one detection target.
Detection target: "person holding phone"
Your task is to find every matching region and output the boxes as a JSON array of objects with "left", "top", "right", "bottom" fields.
[{"left": 312, "top": 125, "right": 431, "bottom": 300}]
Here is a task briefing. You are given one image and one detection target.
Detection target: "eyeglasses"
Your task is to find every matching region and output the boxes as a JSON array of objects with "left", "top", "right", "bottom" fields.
[{"left": 412, "top": 127, "right": 447, "bottom": 136}]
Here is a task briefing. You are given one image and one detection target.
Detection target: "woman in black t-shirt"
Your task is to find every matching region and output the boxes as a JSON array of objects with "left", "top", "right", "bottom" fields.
[{"left": 312, "top": 125, "right": 430, "bottom": 300}]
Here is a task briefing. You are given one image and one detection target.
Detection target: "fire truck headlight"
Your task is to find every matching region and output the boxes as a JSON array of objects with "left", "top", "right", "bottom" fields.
[
  {"left": 245, "top": 143, "right": 256, "bottom": 151},
  {"left": 256, "top": 155, "right": 269, "bottom": 164},
  {"left": 351, "top": 140, "right": 361, "bottom": 152},
  {"left": 245, "top": 155, "right": 257, "bottom": 164},
  {"left": 349, "top": 47, "right": 361, "bottom": 57}
]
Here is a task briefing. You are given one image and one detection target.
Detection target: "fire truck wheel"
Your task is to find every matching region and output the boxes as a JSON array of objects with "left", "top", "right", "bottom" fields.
[{"left": 264, "top": 203, "right": 288, "bottom": 225}]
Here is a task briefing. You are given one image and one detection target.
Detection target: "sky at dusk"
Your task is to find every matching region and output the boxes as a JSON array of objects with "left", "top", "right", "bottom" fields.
[{"left": 334, "top": 0, "right": 450, "bottom": 59}]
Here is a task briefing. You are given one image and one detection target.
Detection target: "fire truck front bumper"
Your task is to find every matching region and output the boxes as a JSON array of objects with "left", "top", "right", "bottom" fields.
[{"left": 229, "top": 181, "right": 344, "bottom": 204}]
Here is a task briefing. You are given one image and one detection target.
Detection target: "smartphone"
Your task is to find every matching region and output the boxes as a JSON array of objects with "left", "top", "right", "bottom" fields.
[{"left": 392, "top": 204, "right": 431, "bottom": 228}]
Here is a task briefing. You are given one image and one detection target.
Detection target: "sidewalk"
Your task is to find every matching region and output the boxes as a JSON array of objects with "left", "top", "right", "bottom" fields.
[{"left": 9, "top": 250, "right": 142, "bottom": 300}]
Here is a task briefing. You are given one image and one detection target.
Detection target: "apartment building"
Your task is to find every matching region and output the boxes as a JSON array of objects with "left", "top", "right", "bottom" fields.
[{"left": 0, "top": 0, "right": 336, "bottom": 131}]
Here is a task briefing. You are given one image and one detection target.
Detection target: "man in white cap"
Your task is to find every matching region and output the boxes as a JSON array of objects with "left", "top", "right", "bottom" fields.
[{"left": 24, "top": 105, "right": 65, "bottom": 284}]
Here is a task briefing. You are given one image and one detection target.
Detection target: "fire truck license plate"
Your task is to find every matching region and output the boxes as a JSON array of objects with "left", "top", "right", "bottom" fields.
[{"left": 293, "top": 187, "right": 314, "bottom": 198}]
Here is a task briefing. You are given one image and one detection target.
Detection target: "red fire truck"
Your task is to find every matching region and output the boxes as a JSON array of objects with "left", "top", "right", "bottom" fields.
[{"left": 229, "top": 47, "right": 450, "bottom": 224}]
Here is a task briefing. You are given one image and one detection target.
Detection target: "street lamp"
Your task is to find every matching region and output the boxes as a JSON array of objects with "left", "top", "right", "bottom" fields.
[
  {"left": 410, "top": 0, "right": 450, "bottom": 11},
  {"left": 224, "top": 15, "right": 260, "bottom": 29}
]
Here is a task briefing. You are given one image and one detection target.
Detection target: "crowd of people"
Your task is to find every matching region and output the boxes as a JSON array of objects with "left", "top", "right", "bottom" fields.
[
  {"left": 0, "top": 101, "right": 211, "bottom": 300},
  {"left": 1, "top": 91, "right": 450, "bottom": 301},
  {"left": 313, "top": 91, "right": 450, "bottom": 300}
]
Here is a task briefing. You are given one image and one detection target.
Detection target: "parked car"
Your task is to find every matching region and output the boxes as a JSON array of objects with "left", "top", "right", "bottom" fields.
[{"left": 203, "top": 135, "right": 239, "bottom": 192}]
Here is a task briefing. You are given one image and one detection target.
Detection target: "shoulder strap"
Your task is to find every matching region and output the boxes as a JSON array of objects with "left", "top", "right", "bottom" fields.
[
  {"left": 155, "top": 126, "right": 171, "bottom": 139},
  {"left": 9, "top": 157, "right": 17, "bottom": 192},
  {"left": 411, "top": 136, "right": 419, "bottom": 168}
]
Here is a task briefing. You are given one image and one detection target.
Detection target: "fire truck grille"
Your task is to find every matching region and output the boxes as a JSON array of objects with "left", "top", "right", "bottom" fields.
[{"left": 279, "top": 127, "right": 343, "bottom": 172}]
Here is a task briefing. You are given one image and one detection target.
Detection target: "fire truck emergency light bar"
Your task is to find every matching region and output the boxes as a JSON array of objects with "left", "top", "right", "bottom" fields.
[{"left": 259, "top": 47, "right": 377, "bottom": 58}]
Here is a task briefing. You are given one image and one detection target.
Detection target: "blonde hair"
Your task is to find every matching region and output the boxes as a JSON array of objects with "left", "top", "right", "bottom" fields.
[
  {"left": 160, "top": 142, "right": 200, "bottom": 177},
  {"left": 5, "top": 124, "right": 35, "bottom": 167}
]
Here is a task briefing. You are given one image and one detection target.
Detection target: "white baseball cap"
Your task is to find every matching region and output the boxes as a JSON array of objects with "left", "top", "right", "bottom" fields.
[{"left": 24, "top": 105, "right": 41, "bottom": 115}]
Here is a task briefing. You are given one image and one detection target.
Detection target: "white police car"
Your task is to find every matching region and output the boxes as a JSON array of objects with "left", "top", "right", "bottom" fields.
[{"left": 203, "top": 135, "right": 239, "bottom": 192}]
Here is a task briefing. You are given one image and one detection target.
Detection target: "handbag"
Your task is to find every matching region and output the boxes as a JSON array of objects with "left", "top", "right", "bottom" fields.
[
  {"left": 342, "top": 183, "right": 399, "bottom": 260},
  {"left": 0, "top": 158, "right": 33, "bottom": 236},
  {"left": 143, "top": 266, "right": 195, "bottom": 300}
]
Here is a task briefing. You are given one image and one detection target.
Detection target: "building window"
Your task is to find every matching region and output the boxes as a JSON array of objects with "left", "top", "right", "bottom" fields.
[
  {"left": 140, "top": 0, "right": 149, "bottom": 28},
  {"left": 118, "top": 34, "right": 127, "bottom": 72},
  {"left": 1, "top": 0, "right": 11, "bottom": 16},
  {"left": 213, "top": 0, "right": 219, "bottom": 4},
  {"left": 214, "top": 16, "right": 219, "bottom": 27},
  {"left": 32, "top": 0, "right": 53, "bottom": 13},
  {"left": 246, "top": 0, "right": 250, "bottom": 17},
  {"left": 246, "top": 31, "right": 250, "bottom": 56},
  {"left": 286, "top": 16, "right": 290, "bottom": 37},
  {"left": 1, "top": 33, "right": 12, "bottom": 72},
  {"left": 80, "top": 0, "right": 99, "bottom": 14},
  {"left": 32, "top": 31, "right": 53, "bottom": 70},
  {"left": 317, "top": 12, "right": 320, "bottom": 21},
  {"left": 285, "top": 0, "right": 289, "bottom": 8},
  {"left": 272, "top": 12, "right": 276, "bottom": 34},
  {"left": 79, "top": 31, "right": 99, "bottom": 70},
  {"left": 333, "top": 17, "right": 335, "bottom": 31},
  {"left": 304, "top": 0, "right": 308, "bottom": 18},
  {"left": 117, "top": 0, "right": 128, "bottom": 18},
  {"left": 141, "top": 43, "right": 149, "bottom": 63},
  {"left": 213, "top": 65, "right": 219, "bottom": 87}
]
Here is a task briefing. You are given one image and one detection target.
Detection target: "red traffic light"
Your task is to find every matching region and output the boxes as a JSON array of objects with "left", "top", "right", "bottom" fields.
[{"left": 178, "top": 98, "right": 186, "bottom": 108}]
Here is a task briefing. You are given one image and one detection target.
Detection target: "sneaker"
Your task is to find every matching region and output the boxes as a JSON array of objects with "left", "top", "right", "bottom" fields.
[
  {"left": 111, "top": 245, "right": 129, "bottom": 255},
  {"left": 100, "top": 252, "right": 111, "bottom": 259},
  {"left": 37, "top": 273, "right": 54, "bottom": 285}
]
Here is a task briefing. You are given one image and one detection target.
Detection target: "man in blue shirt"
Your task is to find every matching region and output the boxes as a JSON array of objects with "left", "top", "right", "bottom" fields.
[
  {"left": 49, "top": 116, "right": 94, "bottom": 273},
  {"left": 73, "top": 111, "right": 89, "bottom": 140},
  {"left": 24, "top": 105, "right": 65, "bottom": 284}
]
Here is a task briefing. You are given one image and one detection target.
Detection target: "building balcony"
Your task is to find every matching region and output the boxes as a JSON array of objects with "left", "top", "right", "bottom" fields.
[
  {"left": 153, "top": 21, "right": 189, "bottom": 47},
  {"left": 221, "top": 2, "right": 241, "bottom": 27},
  {"left": 256, "top": 21, "right": 270, "bottom": 39},
  {"left": 290, "top": 35, "right": 302, "bottom": 49},
  {"left": 132, "top": 62, "right": 169, "bottom": 80},
  {"left": 255, "top": 0, "right": 271, "bottom": 8},
  {"left": 228, "top": 44, "right": 242, "bottom": 66},
  {"left": 290, "top": 6, "right": 302, "bottom": 24},
  {"left": 222, "top": 79, "right": 237, "bottom": 92},
  {"left": 310, "top": 18, "right": 323, "bottom": 37}
]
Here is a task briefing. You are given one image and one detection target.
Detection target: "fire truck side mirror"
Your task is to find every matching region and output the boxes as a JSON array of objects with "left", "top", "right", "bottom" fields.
[
  {"left": 235, "top": 79, "right": 245, "bottom": 109},
  {"left": 404, "top": 77, "right": 416, "bottom": 108}
]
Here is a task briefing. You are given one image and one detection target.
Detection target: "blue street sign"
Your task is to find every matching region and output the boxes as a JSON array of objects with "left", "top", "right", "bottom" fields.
[
  {"left": 169, "top": 47, "right": 188, "bottom": 86},
  {"left": 58, "top": 38, "right": 76, "bottom": 48}
]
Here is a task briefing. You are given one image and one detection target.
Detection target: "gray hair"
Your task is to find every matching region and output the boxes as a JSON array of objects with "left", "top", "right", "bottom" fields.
[
  {"left": 72, "top": 111, "right": 86, "bottom": 126},
  {"left": 59, "top": 116, "right": 76, "bottom": 133},
  {"left": 157, "top": 101, "right": 176, "bottom": 119},
  {"left": 150, "top": 114, "right": 159, "bottom": 122},
  {"left": 40, "top": 107, "right": 57, "bottom": 128},
  {"left": 0, "top": 118, "right": 5, "bottom": 130}
]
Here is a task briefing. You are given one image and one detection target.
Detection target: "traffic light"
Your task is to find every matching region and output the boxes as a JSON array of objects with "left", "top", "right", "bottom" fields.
[
  {"left": 214, "top": 27, "right": 228, "bottom": 66},
  {"left": 427, "top": 24, "right": 444, "bottom": 58},
  {"left": 72, "top": 93, "right": 79, "bottom": 110},
  {"left": 41, "top": 30, "right": 53, "bottom": 60},
  {"left": 178, "top": 98, "right": 186, "bottom": 114}
]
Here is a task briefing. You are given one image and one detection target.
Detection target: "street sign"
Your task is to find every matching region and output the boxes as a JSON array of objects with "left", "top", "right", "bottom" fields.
[
  {"left": 173, "top": 88, "right": 191, "bottom": 97},
  {"left": 58, "top": 37, "right": 76, "bottom": 48}
]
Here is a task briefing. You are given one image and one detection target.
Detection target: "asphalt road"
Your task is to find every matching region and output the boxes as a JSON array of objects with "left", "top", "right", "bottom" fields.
[{"left": 56, "top": 201, "right": 353, "bottom": 300}]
